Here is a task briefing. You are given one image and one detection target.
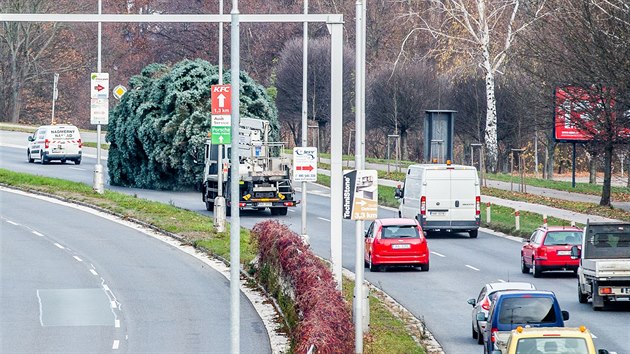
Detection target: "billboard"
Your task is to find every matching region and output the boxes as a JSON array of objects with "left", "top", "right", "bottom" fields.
[{"left": 554, "top": 86, "right": 604, "bottom": 142}]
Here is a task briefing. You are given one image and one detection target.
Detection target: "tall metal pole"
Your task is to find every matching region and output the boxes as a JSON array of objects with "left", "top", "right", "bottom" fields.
[
  {"left": 51, "top": 73, "right": 59, "bottom": 124},
  {"left": 217, "top": 0, "right": 224, "bottom": 199},
  {"left": 354, "top": 1, "right": 366, "bottom": 352},
  {"left": 301, "top": 0, "right": 308, "bottom": 238},
  {"left": 93, "top": 0, "right": 105, "bottom": 194},
  {"left": 229, "top": 1, "right": 241, "bottom": 353}
]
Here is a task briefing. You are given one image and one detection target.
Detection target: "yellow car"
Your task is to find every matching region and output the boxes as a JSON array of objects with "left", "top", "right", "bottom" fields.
[{"left": 492, "top": 326, "right": 610, "bottom": 354}]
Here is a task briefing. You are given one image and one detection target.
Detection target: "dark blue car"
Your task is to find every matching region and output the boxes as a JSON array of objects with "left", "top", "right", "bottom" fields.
[{"left": 478, "top": 290, "right": 569, "bottom": 354}]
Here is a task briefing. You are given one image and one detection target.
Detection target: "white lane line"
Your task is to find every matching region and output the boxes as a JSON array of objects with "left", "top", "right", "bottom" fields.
[
  {"left": 317, "top": 217, "right": 331, "bottom": 222},
  {"left": 497, "top": 279, "right": 506, "bottom": 283},
  {"left": 590, "top": 333, "right": 598, "bottom": 339},
  {"left": 110, "top": 301, "right": 117, "bottom": 309},
  {"left": 36, "top": 290, "right": 44, "bottom": 326},
  {"left": 68, "top": 167, "right": 86, "bottom": 171},
  {"left": 465, "top": 264, "right": 480, "bottom": 271},
  {"left": 32, "top": 231, "right": 44, "bottom": 237},
  {"left": 115, "top": 319, "right": 120, "bottom": 328},
  {"left": 73, "top": 256, "right": 83, "bottom": 262},
  {"left": 431, "top": 251, "right": 446, "bottom": 258},
  {"left": 54, "top": 243, "right": 65, "bottom": 250},
  {"left": 7, "top": 220, "right": 19, "bottom": 226},
  {"left": 112, "top": 340, "right": 120, "bottom": 349},
  {"left": 288, "top": 209, "right": 295, "bottom": 213},
  {"left": 90, "top": 269, "right": 98, "bottom": 276},
  {"left": 103, "top": 284, "right": 110, "bottom": 292}
]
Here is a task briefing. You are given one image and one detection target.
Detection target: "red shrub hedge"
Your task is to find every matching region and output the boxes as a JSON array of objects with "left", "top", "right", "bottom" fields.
[{"left": 252, "top": 220, "right": 354, "bottom": 353}]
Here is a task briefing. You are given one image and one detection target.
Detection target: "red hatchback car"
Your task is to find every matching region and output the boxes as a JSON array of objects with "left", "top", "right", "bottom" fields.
[
  {"left": 521, "top": 226, "right": 583, "bottom": 277},
  {"left": 364, "top": 218, "right": 430, "bottom": 272}
]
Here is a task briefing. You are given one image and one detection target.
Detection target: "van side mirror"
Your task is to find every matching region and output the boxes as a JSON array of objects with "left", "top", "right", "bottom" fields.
[
  {"left": 570, "top": 245, "right": 581, "bottom": 259},
  {"left": 598, "top": 349, "right": 610, "bottom": 354},
  {"left": 28, "top": 136, "right": 34, "bottom": 142},
  {"left": 476, "top": 312, "right": 487, "bottom": 321},
  {"left": 561, "top": 310, "right": 569, "bottom": 321},
  {"left": 467, "top": 298, "right": 476, "bottom": 306}
]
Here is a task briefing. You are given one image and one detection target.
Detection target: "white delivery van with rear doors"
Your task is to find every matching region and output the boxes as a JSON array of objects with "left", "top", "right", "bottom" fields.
[
  {"left": 395, "top": 163, "right": 481, "bottom": 238},
  {"left": 27, "top": 125, "right": 82, "bottom": 165}
]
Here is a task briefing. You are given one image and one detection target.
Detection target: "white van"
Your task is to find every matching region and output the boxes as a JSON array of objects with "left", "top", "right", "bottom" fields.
[
  {"left": 396, "top": 163, "right": 481, "bottom": 238},
  {"left": 27, "top": 125, "right": 82, "bottom": 165}
]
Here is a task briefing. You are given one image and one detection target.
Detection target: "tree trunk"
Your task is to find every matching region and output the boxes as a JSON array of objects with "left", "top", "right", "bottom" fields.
[
  {"left": 10, "top": 56, "right": 21, "bottom": 123},
  {"left": 483, "top": 63, "right": 498, "bottom": 173},
  {"left": 545, "top": 140, "right": 556, "bottom": 180},
  {"left": 400, "top": 129, "right": 409, "bottom": 161},
  {"left": 599, "top": 143, "right": 613, "bottom": 207}
]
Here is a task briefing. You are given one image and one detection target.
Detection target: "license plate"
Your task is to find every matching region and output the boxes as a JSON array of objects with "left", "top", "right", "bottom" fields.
[
  {"left": 431, "top": 211, "right": 446, "bottom": 216},
  {"left": 258, "top": 202, "right": 272, "bottom": 207},
  {"left": 557, "top": 250, "right": 571, "bottom": 256},
  {"left": 621, "top": 288, "right": 630, "bottom": 294},
  {"left": 392, "top": 244, "right": 411, "bottom": 249}
]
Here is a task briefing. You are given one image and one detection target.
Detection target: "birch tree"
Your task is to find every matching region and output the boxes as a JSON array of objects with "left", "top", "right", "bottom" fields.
[{"left": 408, "top": 0, "right": 548, "bottom": 171}]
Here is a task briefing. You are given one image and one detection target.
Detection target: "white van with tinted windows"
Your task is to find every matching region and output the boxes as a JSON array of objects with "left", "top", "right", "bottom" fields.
[
  {"left": 27, "top": 125, "right": 82, "bottom": 164},
  {"left": 395, "top": 163, "right": 480, "bottom": 238}
]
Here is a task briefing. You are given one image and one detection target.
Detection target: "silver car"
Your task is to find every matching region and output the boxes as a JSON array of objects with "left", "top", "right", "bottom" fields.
[{"left": 466, "top": 282, "right": 536, "bottom": 344}]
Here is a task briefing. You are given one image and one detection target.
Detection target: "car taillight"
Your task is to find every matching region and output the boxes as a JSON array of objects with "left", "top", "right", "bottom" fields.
[
  {"left": 283, "top": 201, "right": 294, "bottom": 206},
  {"left": 44, "top": 139, "right": 50, "bottom": 149},
  {"left": 481, "top": 297, "right": 490, "bottom": 311},
  {"left": 537, "top": 247, "right": 547, "bottom": 258},
  {"left": 475, "top": 196, "right": 481, "bottom": 215},
  {"left": 491, "top": 328, "right": 498, "bottom": 342},
  {"left": 77, "top": 138, "right": 82, "bottom": 148},
  {"left": 600, "top": 287, "right": 613, "bottom": 294},
  {"left": 238, "top": 202, "right": 246, "bottom": 207},
  {"left": 420, "top": 196, "right": 426, "bottom": 215}
]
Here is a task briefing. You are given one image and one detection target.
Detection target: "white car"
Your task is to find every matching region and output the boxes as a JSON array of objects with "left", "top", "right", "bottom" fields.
[
  {"left": 27, "top": 125, "right": 82, "bottom": 164},
  {"left": 467, "top": 282, "right": 536, "bottom": 344}
]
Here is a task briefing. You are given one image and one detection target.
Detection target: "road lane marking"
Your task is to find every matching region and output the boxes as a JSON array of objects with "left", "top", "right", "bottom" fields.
[
  {"left": 36, "top": 290, "right": 44, "bottom": 326},
  {"left": 32, "top": 231, "right": 44, "bottom": 237},
  {"left": 103, "top": 285, "right": 110, "bottom": 292},
  {"left": 317, "top": 217, "right": 331, "bottom": 222},
  {"left": 591, "top": 333, "right": 597, "bottom": 339},
  {"left": 431, "top": 251, "right": 445, "bottom": 257},
  {"left": 111, "top": 301, "right": 118, "bottom": 309},
  {"left": 90, "top": 269, "right": 98, "bottom": 276},
  {"left": 465, "top": 265, "right": 480, "bottom": 271},
  {"left": 115, "top": 319, "right": 120, "bottom": 328},
  {"left": 112, "top": 340, "right": 120, "bottom": 349},
  {"left": 7, "top": 220, "right": 19, "bottom": 226},
  {"left": 288, "top": 209, "right": 295, "bottom": 213},
  {"left": 54, "top": 243, "right": 65, "bottom": 249},
  {"left": 69, "top": 167, "right": 86, "bottom": 171},
  {"left": 73, "top": 256, "right": 83, "bottom": 262}
]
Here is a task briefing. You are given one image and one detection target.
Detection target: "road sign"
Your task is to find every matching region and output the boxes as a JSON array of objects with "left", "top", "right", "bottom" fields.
[
  {"left": 113, "top": 85, "right": 127, "bottom": 100},
  {"left": 342, "top": 170, "right": 378, "bottom": 220},
  {"left": 90, "top": 98, "right": 109, "bottom": 125},
  {"left": 211, "top": 84, "right": 231, "bottom": 115},
  {"left": 211, "top": 114, "right": 231, "bottom": 144},
  {"left": 91, "top": 73, "right": 109, "bottom": 99},
  {"left": 293, "top": 147, "right": 318, "bottom": 182}
]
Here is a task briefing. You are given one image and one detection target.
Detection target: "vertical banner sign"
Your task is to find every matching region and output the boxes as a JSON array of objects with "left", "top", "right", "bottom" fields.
[
  {"left": 90, "top": 73, "right": 109, "bottom": 125},
  {"left": 343, "top": 170, "right": 378, "bottom": 220},
  {"left": 292, "top": 147, "right": 318, "bottom": 182},
  {"left": 211, "top": 84, "right": 232, "bottom": 144}
]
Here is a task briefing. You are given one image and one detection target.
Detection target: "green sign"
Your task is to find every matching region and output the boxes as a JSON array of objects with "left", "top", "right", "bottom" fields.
[{"left": 211, "top": 126, "right": 231, "bottom": 144}]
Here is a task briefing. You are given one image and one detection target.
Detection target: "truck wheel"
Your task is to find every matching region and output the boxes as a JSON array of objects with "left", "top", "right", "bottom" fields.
[
  {"left": 577, "top": 283, "right": 588, "bottom": 304},
  {"left": 40, "top": 153, "right": 48, "bottom": 165},
  {"left": 277, "top": 207, "right": 288, "bottom": 216},
  {"left": 521, "top": 255, "right": 530, "bottom": 274},
  {"left": 532, "top": 259, "right": 543, "bottom": 278},
  {"left": 469, "top": 230, "right": 478, "bottom": 238},
  {"left": 205, "top": 199, "right": 213, "bottom": 211},
  {"left": 74, "top": 158, "right": 81, "bottom": 165},
  {"left": 369, "top": 256, "right": 380, "bottom": 272}
]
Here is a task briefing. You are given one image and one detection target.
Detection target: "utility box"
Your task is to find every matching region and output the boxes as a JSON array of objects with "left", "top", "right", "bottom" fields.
[{"left": 424, "top": 110, "right": 456, "bottom": 163}]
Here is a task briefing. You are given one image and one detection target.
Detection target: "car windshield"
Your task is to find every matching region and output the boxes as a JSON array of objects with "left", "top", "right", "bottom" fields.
[
  {"left": 543, "top": 231, "right": 582, "bottom": 246},
  {"left": 498, "top": 297, "right": 556, "bottom": 324},
  {"left": 585, "top": 231, "right": 630, "bottom": 259},
  {"left": 381, "top": 225, "right": 419, "bottom": 239},
  {"left": 516, "top": 337, "right": 588, "bottom": 354}
]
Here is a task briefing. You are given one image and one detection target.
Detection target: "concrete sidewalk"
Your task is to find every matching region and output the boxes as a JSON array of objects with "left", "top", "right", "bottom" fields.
[{"left": 318, "top": 168, "right": 622, "bottom": 224}]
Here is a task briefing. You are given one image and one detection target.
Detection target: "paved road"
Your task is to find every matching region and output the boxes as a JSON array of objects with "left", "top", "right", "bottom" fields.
[
  {"left": 1, "top": 133, "right": 629, "bottom": 354},
  {"left": 0, "top": 189, "right": 270, "bottom": 353}
]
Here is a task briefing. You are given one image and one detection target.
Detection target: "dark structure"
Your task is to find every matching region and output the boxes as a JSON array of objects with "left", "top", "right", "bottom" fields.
[{"left": 423, "top": 110, "right": 456, "bottom": 163}]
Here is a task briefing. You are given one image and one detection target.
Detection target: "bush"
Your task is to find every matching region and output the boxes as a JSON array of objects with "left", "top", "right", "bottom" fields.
[{"left": 252, "top": 220, "right": 354, "bottom": 353}]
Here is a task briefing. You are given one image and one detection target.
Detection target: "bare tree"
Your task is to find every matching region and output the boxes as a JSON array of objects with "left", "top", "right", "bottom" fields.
[
  {"left": 366, "top": 62, "right": 447, "bottom": 160},
  {"left": 402, "top": 0, "right": 549, "bottom": 172}
]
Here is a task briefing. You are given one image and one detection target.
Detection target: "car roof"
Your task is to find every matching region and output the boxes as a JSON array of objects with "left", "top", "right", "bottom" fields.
[
  {"left": 510, "top": 327, "right": 592, "bottom": 338},
  {"left": 487, "top": 282, "right": 536, "bottom": 293},
  {"left": 493, "top": 290, "right": 556, "bottom": 299},
  {"left": 542, "top": 226, "right": 582, "bottom": 232},
  {"left": 379, "top": 218, "right": 418, "bottom": 226}
]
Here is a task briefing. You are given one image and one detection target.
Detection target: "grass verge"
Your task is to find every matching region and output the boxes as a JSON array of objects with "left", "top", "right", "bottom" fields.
[
  {"left": 1, "top": 168, "right": 423, "bottom": 353},
  {"left": 83, "top": 142, "right": 110, "bottom": 150}
]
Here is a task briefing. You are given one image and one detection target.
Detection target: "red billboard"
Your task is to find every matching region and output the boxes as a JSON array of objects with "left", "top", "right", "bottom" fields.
[{"left": 554, "top": 86, "right": 603, "bottom": 142}]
